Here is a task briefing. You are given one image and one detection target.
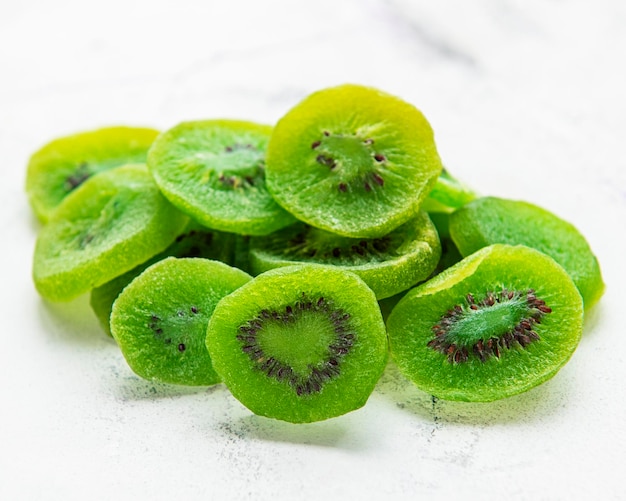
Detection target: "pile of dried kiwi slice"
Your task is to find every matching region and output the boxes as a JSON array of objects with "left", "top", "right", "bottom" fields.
[{"left": 26, "top": 84, "right": 604, "bottom": 423}]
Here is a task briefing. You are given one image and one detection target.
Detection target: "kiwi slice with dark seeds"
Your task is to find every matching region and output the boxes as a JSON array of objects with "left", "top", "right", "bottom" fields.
[
  {"left": 26, "top": 126, "right": 159, "bottom": 222},
  {"left": 265, "top": 84, "right": 443, "bottom": 238},
  {"left": 111, "top": 257, "right": 252, "bottom": 386},
  {"left": 90, "top": 221, "right": 237, "bottom": 336},
  {"left": 32, "top": 164, "right": 188, "bottom": 302},
  {"left": 147, "top": 119, "right": 297, "bottom": 236},
  {"left": 248, "top": 211, "right": 441, "bottom": 299},
  {"left": 449, "top": 196, "right": 605, "bottom": 309},
  {"left": 206, "top": 264, "right": 388, "bottom": 423},
  {"left": 386, "top": 244, "right": 584, "bottom": 402}
]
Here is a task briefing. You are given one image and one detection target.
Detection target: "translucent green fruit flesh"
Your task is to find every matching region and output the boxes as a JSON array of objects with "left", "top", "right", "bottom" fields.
[
  {"left": 422, "top": 167, "right": 477, "bottom": 213},
  {"left": 265, "top": 84, "right": 443, "bottom": 238},
  {"left": 386, "top": 244, "right": 584, "bottom": 402},
  {"left": 449, "top": 196, "right": 605, "bottom": 309},
  {"left": 111, "top": 258, "right": 252, "bottom": 386},
  {"left": 147, "top": 120, "right": 297, "bottom": 236},
  {"left": 26, "top": 126, "right": 159, "bottom": 222},
  {"left": 33, "top": 164, "right": 188, "bottom": 302},
  {"left": 90, "top": 221, "right": 237, "bottom": 336},
  {"left": 206, "top": 265, "right": 388, "bottom": 423},
  {"left": 248, "top": 212, "right": 441, "bottom": 299}
]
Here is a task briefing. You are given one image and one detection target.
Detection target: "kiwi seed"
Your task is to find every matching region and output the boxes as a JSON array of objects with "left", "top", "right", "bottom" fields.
[{"left": 65, "top": 162, "right": 91, "bottom": 191}]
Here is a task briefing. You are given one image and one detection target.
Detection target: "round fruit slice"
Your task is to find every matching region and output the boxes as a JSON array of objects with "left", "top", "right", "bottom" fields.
[
  {"left": 265, "top": 84, "right": 443, "bottom": 238},
  {"left": 26, "top": 126, "right": 159, "bottom": 222},
  {"left": 32, "top": 164, "right": 188, "bottom": 302},
  {"left": 248, "top": 212, "right": 441, "bottom": 299},
  {"left": 449, "top": 196, "right": 605, "bottom": 309},
  {"left": 90, "top": 221, "right": 237, "bottom": 336},
  {"left": 147, "top": 119, "right": 297, "bottom": 236},
  {"left": 111, "top": 257, "right": 252, "bottom": 386},
  {"left": 386, "top": 244, "right": 584, "bottom": 402},
  {"left": 206, "top": 264, "right": 388, "bottom": 423}
]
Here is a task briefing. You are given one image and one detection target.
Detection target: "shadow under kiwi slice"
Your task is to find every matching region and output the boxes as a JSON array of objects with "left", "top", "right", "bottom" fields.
[{"left": 206, "top": 264, "right": 388, "bottom": 423}]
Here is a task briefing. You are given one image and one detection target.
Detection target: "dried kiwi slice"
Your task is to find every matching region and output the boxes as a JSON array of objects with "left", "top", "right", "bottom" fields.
[
  {"left": 90, "top": 221, "right": 237, "bottom": 336},
  {"left": 265, "top": 84, "right": 443, "bottom": 238},
  {"left": 449, "top": 196, "right": 605, "bottom": 309},
  {"left": 421, "top": 167, "right": 477, "bottom": 213},
  {"left": 32, "top": 164, "right": 188, "bottom": 302},
  {"left": 206, "top": 264, "right": 388, "bottom": 423},
  {"left": 386, "top": 244, "right": 584, "bottom": 402},
  {"left": 147, "top": 119, "right": 296, "bottom": 236},
  {"left": 111, "top": 257, "right": 252, "bottom": 386},
  {"left": 248, "top": 212, "right": 441, "bottom": 299},
  {"left": 26, "top": 126, "right": 159, "bottom": 222}
]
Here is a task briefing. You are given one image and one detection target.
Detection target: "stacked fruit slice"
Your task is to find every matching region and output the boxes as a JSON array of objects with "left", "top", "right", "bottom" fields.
[{"left": 26, "top": 84, "right": 604, "bottom": 422}]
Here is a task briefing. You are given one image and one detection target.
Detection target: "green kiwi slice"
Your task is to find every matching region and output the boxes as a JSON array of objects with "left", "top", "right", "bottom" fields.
[
  {"left": 147, "top": 119, "right": 297, "bottom": 236},
  {"left": 206, "top": 264, "right": 388, "bottom": 423},
  {"left": 421, "top": 167, "right": 477, "bottom": 213},
  {"left": 386, "top": 244, "right": 584, "bottom": 402},
  {"left": 449, "top": 196, "right": 605, "bottom": 309},
  {"left": 265, "top": 84, "right": 443, "bottom": 238},
  {"left": 26, "top": 126, "right": 159, "bottom": 222},
  {"left": 32, "top": 164, "right": 188, "bottom": 302},
  {"left": 248, "top": 212, "right": 441, "bottom": 299},
  {"left": 111, "top": 257, "right": 252, "bottom": 386},
  {"left": 90, "top": 221, "right": 237, "bottom": 336}
]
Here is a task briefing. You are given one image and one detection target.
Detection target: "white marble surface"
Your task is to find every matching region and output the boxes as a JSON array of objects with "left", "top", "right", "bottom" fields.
[{"left": 1, "top": 0, "right": 625, "bottom": 499}]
